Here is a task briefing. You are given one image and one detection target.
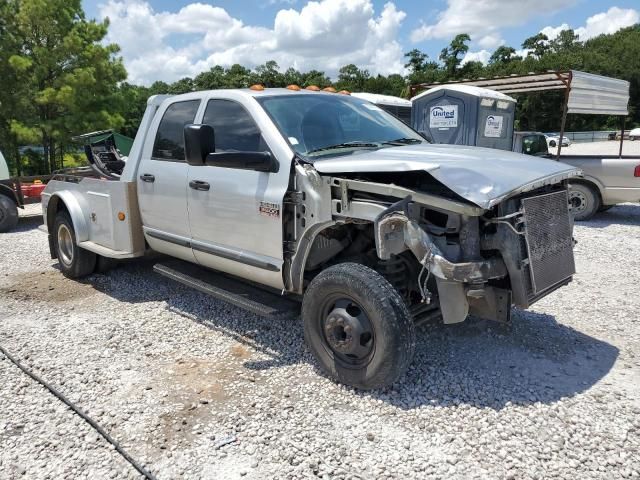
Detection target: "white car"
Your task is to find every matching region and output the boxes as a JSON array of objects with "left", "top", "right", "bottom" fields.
[
  {"left": 629, "top": 127, "right": 640, "bottom": 140},
  {"left": 545, "top": 134, "right": 571, "bottom": 148}
]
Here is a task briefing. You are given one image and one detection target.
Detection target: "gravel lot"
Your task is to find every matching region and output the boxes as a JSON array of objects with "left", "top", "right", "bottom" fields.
[{"left": 1, "top": 204, "right": 639, "bottom": 479}]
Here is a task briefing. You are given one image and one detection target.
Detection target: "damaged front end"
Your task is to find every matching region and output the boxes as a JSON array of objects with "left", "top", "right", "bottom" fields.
[
  {"left": 373, "top": 188, "right": 576, "bottom": 325},
  {"left": 287, "top": 156, "right": 579, "bottom": 326}
]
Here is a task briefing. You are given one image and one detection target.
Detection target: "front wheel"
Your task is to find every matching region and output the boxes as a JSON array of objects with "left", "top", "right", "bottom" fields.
[
  {"left": 302, "top": 263, "right": 416, "bottom": 390},
  {"left": 53, "top": 211, "right": 96, "bottom": 278},
  {"left": 0, "top": 195, "right": 19, "bottom": 233},
  {"left": 568, "top": 183, "right": 600, "bottom": 221}
]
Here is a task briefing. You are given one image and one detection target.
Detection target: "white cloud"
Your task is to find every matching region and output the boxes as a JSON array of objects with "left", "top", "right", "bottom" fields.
[
  {"left": 478, "top": 34, "right": 504, "bottom": 50},
  {"left": 100, "top": 0, "right": 407, "bottom": 85},
  {"left": 576, "top": 7, "right": 638, "bottom": 40},
  {"left": 540, "top": 7, "right": 638, "bottom": 41},
  {"left": 410, "top": 0, "right": 573, "bottom": 43},
  {"left": 461, "top": 50, "right": 491, "bottom": 65},
  {"left": 540, "top": 23, "right": 570, "bottom": 40}
]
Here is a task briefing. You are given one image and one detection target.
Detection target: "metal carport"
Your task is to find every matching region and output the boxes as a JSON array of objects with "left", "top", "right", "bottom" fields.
[{"left": 410, "top": 70, "right": 631, "bottom": 158}]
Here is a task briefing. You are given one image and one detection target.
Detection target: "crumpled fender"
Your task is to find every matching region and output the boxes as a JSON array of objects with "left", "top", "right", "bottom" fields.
[{"left": 375, "top": 210, "right": 506, "bottom": 283}]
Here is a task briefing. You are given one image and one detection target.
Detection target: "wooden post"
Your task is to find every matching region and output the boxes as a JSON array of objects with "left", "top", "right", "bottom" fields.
[
  {"left": 618, "top": 116, "right": 625, "bottom": 158},
  {"left": 557, "top": 85, "right": 571, "bottom": 160}
]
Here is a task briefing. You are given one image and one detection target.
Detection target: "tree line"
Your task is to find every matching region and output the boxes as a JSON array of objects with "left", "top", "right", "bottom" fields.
[{"left": 0, "top": 0, "right": 638, "bottom": 175}]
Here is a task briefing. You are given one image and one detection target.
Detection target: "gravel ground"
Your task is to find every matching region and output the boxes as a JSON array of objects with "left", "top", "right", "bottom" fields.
[{"left": 1, "top": 204, "right": 639, "bottom": 480}]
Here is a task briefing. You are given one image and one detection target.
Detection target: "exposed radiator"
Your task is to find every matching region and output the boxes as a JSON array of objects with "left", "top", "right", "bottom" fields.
[{"left": 521, "top": 190, "right": 576, "bottom": 296}]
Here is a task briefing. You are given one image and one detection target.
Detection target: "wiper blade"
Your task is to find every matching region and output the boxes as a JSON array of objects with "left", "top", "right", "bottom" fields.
[
  {"left": 307, "top": 141, "right": 381, "bottom": 154},
  {"left": 382, "top": 137, "right": 423, "bottom": 146}
]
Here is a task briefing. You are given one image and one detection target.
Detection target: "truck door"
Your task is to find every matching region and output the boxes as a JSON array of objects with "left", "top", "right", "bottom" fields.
[
  {"left": 186, "top": 98, "right": 286, "bottom": 290},
  {"left": 138, "top": 99, "right": 200, "bottom": 262}
]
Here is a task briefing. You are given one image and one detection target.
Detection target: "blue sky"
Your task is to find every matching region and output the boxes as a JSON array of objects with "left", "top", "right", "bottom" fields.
[{"left": 82, "top": 0, "right": 639, "bottom": 85}]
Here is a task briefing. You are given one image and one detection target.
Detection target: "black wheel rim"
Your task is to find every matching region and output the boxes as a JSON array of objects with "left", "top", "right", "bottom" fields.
[
  {"left": 568, "top": 190, "right": 587, "bottom": 214},
  {"left": 319, "top": 295, "right": 375, "bottom": 367}
]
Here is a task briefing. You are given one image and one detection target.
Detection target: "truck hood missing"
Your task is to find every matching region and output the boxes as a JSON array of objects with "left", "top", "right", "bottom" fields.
[{"left": 312, "top": 144, "right": 582, "bottom": 209}]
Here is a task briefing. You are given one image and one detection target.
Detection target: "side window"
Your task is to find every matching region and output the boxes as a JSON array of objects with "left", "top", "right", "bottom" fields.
[
  {"left": 202, "top": 99, "right": 264, "bottom": 152},
  {"left": 152, "top": 100, "right": 200, "bottom": 161}
]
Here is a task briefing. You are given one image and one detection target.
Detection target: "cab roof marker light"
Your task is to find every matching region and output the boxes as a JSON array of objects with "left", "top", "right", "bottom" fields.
[
  {"left": 323, "top": 87, "right": 337, "bottom": 93},
  {"left": 338, "top": 90, "right": 351, "bottom": 95},
  {"left": 306, "top": 85, "right": 321, "bottom": 91},
  {"left": 287, "top": 84, "right": 301, "bottom": 91},
  {"left": 250, "top": 84, "right": 265, "bottom": 91}
]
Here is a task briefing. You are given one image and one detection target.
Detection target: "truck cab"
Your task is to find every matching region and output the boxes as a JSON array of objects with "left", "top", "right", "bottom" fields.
[{"left": 42, "top": 87, "right": 582, "bottom": 389}]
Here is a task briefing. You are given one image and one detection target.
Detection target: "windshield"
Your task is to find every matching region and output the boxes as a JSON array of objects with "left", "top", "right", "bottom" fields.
[{"left": 256, "top": 94, "right": 424, "bottom": 159}]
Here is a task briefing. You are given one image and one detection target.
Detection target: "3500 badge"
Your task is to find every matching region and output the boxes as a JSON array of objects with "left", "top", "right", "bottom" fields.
[{"left": 259, "top": 201, "right": 280, "bottom": 218}]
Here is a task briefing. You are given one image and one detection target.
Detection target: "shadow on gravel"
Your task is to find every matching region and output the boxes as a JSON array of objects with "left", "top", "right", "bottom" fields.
[
  {"left": 367, "top": 310, "right": 619, "bottom": 410},
  {"left": 579, "top": 203, "right": 640, "bottom": 228},
  {"left": 92, "top": 259, "right": 618, "bottom": 411},
  {"left": 12, "top": 214, "right": 43, "bottom": 233}
]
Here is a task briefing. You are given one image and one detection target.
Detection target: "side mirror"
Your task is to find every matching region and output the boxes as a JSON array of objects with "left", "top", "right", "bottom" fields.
[
  {"left": 206, "top": 151, "right": 278, "bottom": 173},
  {"left": 184, "top": 124, "right": 215, "bottom": 166}
]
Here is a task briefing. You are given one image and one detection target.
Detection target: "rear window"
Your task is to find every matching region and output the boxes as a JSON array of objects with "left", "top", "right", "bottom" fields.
[
  {"left": 522, "top": 135, "right": 549, "bottom": 157},
  {"left": 152, "top": 100, "right": 200, "bottom": 161}
]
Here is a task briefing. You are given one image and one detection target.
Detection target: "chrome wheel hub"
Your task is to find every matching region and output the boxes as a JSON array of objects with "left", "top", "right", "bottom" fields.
[{"left": 57, "top": 224, "right": 74, "bottom": 266}]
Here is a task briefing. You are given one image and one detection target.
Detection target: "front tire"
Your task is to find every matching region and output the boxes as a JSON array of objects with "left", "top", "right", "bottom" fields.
[
  {"left": 302, "top": 263, "right": 416, "bottom": 390},
  {"left": 53, "top": 211, "right": 96, "bottom": 278},
  {"left": 568, "top": 183, "right": 600, "bottom": 221},
  {"left": 0, "top": 195, "right": 19, "bottom": 233}
]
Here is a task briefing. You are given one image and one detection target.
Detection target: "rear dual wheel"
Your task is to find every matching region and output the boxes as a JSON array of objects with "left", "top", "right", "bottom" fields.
[
  {"left": 302, "top": 263, "right": 416, "bottom": 390},
  {"left": 53, "top": 211, "right": 96, "bottom": 278}
]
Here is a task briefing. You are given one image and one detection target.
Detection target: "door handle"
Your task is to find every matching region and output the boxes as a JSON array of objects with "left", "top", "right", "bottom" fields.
[
  {"left": 189, "top": 180, "right": 210, "bottom": 191},
  {"left": 139, "top": 174, "right": 155, "bottom": 183}
]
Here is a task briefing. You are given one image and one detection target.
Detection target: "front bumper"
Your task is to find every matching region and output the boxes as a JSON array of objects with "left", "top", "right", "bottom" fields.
[
  {"left": 374, "top": 189, "right": 575, "bottom": 325},
  {"left": 375, "top": 212, "right": 510, "bottom": 325}
]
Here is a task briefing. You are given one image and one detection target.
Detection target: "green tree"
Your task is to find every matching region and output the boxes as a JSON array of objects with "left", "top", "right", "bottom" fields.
[
  {"left": 522, "top": 33, "right": 549, "bottom": 59},
  {"left": 252, "top": 60, "right": 284, "bottom": 87},
  {"left": 0, "top": 0, "right": 23, "bottom": 174},
  {"left": 301, "top": 69, "right": 331, "bottom": 88},
  {"left": 4, "top": 0, "right": 126, "bottom": 173},
  {"left": 404, "top": 49, "right": 429, "bottom": 74},
  {"left": 224, "top": 64, "right": 252, "bottom": 88},
  {"left": 282, "top": 67, "right": 304, "bottom": 86},
  {"left": 194, "top": 66, "right": 226, "bottom": 90},
  {"left": 550, "top": 29, "right": 581, "bottom": 53},
  {"left": 167, "top": 77, "right": 195, "bottom": 94},
  {"left": 489, "top": 46, "right": 519, "bottom": 65},
  {"left": 439, "top": 33, "right": 471, "bottom": 77},
  {"left": 337, "top": 64, "right": 371, "bottom": 91}
]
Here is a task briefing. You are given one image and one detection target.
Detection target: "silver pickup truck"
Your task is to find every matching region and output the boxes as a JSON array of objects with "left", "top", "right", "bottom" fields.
[
  {"left": 42, "top": 88, "right": 581, "bottom": 389},
  {"left": 512, "top": 132, "right": 640, "bottom": 220}
]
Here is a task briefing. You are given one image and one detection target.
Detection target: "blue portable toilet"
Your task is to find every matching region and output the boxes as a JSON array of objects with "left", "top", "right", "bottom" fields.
[{"left": 411, "top": 85, "right": 517, "bottom": 151}]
